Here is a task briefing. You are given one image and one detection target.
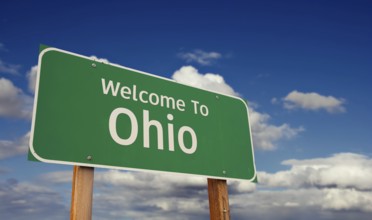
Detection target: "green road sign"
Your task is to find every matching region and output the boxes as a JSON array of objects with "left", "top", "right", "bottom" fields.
[{"left": 29, "top": 47, "right": 257, "bottom": 181}]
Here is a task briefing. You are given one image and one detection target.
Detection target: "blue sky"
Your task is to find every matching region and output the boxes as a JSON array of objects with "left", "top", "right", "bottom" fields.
[{"left": 1, "top": 0, "right": 372, "bottom": 219}]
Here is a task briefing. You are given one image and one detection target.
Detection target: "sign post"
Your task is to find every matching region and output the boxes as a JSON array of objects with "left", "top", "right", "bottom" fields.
[
  {"left": 70, "top": 166, "right": 94, "bottom": 220},
  {"left": 208, "top": 178, "right": 230, "bottom": 220}
]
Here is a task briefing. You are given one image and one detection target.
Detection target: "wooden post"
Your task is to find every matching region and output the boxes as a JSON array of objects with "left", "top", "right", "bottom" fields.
[
  {"left": 208, "top": 178, "right": 230, "bottom": 220},
  {"left": 70, "top": 166, "right": 94, "bottom": 220}
]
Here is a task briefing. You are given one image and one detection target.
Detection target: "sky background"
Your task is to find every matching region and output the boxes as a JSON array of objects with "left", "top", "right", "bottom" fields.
[{"left": 1, "top": 0, "right": 372, "bottom": 219}]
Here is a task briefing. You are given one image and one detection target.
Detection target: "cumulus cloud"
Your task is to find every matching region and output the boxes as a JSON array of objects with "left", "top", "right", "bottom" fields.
[
  {"left": 40, "top": 169, "right": 251, "bottom": 219},
  {"left": 282, "top": 90, "right": 346, "bottom": 113},
  {"left": 41, "top": 169, "right": 207, "bottom": 188},
  {"left": 178, "top": 49, "right": 222, "bottom": 66},
  {"left": 93, "top": 184, "right": 209, "bottom": 220},
  {"left": 42, "top": 168, "right": 255, "bottom": 194},
  {"left": 0, "top": 59, "right": 21, "bottom": 75},
  {"left": 322, "top": 188, "right": 372, "bottom": 212},
  {"left": 259, "top": 153, "right": 372, "bottom": 190},
  {"left": 36, "top": 152, "right": 372, "bottom": 219},
  {"left": 0, "top": 132, "right": 30, "bottom": 160},
  {"left": 249, "top": 107, "right": 304, "bottom": 150},
  {"left": 172, "top": 66, "right": 238, "bottom": 96},
  {"left": 256, "top": 153, "right": 372, "bottom": 213},
  {"left": 231, "top": 188, "right": 372, "bottom": 220},
  {"left": 39, "top": 171, "right": 72, "bottom": 183},
  {"left": 41, "top": 169, "right": 210, "bottom": 219},
  {"left": 39, "top": 169, "right": 250, "bottom": 219},
  {"left": 0, "top": 179, "right": 68, "bottom": 220},
  {"left": 0, "top": 78, "right": 33, "bottom": 119},
  {"left": 229, "top": 180, "right": 256, "bottom": 194},
  {"left": 172, "top": 66, "right": 303, "bottom": 150},
  {"left": 26, "top": 65, "right": 38, "bottom": 94},
  {"left": 231, "top": 188, "right": 323, "bottom": 218}
]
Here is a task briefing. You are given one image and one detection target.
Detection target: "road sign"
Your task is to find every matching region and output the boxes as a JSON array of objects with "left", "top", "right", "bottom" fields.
[{"left": 29, "top": 46, "right": 257, "bottom": 181}]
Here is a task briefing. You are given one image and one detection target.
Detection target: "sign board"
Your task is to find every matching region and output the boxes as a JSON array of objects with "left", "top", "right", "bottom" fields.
[{"left": 29, "top": 46, "right": 257, "bottom": 181}]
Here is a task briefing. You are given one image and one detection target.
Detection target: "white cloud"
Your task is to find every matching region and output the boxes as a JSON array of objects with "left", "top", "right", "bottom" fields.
[
  {"left": 259, "top": 153, "right": 372, "bottom": 190},
  {"left": 35, "top": 152, "right": 372, "bottom": 219},
  {"left": 230, "top": 188, "right": 372, "bottom": 219},
  {"left": 26, "top": 65, "right": 38, "bottom": 94},
  {"left": 229, "top": 180, "right": 256, "bottom": 194},
  {"left": 0, "top": 59, "right": 21, "bottom": 75},
  {"left": 229, "top": 153, "right": 372, "bottom": 218},
  {"left": 178, "top": 49, "right": 222, "bottom": 66},
  {"left": 249, "top": 107, "right": 304, "bottom": 150},
  {"left": 102, "top": 153, "right": 372, "bottom": 215},
  {"left": 0, "top": 78, "right": 33, "bottom": 119},
  {"left": 0, "top": 132, "right": 30, "bottom": 160},
  {"left": 172, "top": 66, "right": 238, "bottom": 96},
  {"left": 40, "top": 169, "right": 251, "bottom": 218},
  {"left": 282, "top": 90, "right": 346, "bottom": 113},
  {"left": 42, "top": 169, "right": 206, "bottom": 189},
  {"left": 172, "top": 66, "right": 303, "bottom": 150},
  {"left": 322, "top": 188, "right": 372, "bottom": 212},
  {"left": 230, "top": 188, "right": 322, "bottom": 216},
  {"left": 42, "top": 169, "right": 210, "bottom": 219},
  {"left": 39, "top": 171, "right": 72, "bottom": 183},
  {"left": 95, "top": 170, "right": 206, "bottom": 189},
  {"left": 0, "top": 179, "right": 68, "bottom": 220}
]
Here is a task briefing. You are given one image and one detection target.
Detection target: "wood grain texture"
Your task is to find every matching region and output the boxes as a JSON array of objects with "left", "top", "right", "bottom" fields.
[
  {"left": 208, "top": 178, "right": 230, "bottom": 220},
  {"left": 70, "top": 166, "right": 94, "bottom": 220}
]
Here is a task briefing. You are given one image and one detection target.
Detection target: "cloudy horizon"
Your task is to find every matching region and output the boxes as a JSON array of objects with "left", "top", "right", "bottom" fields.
[{"left": 1, "top": 1, "right": 371, "bottom": 219}]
